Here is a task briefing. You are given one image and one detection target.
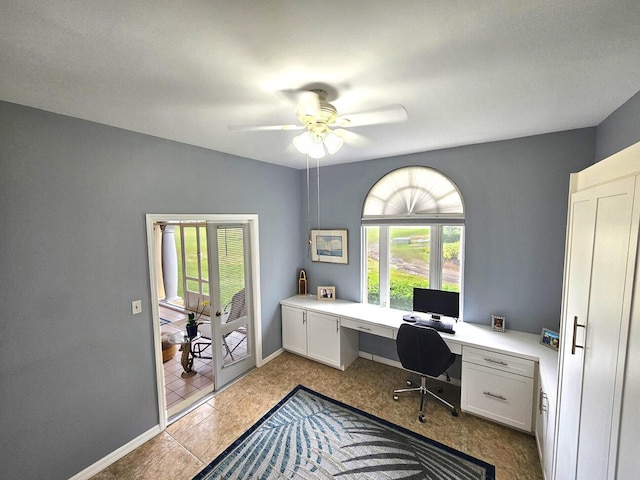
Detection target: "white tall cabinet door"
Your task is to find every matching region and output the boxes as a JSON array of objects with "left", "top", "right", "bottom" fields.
[
  {"left": 575, "top": 177, "right": 636, "bottom": 480},
  {"left": 306, "top": 311, "right": 341, "bottom": 367},
  {"left": 554, "top": 189, "right": 596, "bottom": 480},
  {"left": 555, "top": 176, "right": 637, "bottom": 480}
]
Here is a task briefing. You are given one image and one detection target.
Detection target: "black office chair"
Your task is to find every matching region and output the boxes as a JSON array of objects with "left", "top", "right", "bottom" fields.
[{"left": 393, "top": 322, "right": 459, "bottom": 422}]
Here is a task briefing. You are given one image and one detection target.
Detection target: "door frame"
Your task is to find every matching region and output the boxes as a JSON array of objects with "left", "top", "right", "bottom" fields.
[{"left": 145, "top": 213, "right": 263, "bottom": 429}]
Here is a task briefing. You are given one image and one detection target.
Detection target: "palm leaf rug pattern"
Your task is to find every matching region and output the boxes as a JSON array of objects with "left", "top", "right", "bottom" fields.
[{"left": 194, "top": 385, "right": 495, "bottom": 480}]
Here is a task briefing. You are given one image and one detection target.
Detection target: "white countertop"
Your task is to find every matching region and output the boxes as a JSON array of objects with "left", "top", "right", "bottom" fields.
[{"left": 281, "top": 294, "right": 558, "bottom": 397}]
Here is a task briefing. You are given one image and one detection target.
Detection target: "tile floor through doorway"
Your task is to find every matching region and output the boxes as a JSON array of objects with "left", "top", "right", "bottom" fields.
[
  {"left": 92, "top": 351, "right": 543, "bottom": 480},
  {"left": 159, "top": 304, "right": 248, "bottom": 412}
]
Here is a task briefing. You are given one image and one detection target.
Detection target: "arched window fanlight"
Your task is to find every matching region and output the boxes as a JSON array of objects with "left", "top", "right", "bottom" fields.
[{"left": 362, "top": 166, "right": 464, "bottom": 224}]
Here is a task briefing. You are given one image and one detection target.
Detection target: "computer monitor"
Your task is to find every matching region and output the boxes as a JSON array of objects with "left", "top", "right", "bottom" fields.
[{"left": 412, "top": 288, "right": 459, "bottom": 320}]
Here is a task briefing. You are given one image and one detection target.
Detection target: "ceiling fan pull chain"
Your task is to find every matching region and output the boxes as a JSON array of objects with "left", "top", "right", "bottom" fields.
[
  {"left": 307, "top": 154, "right": 312, "bottom": 258},
  {"left": 316, "top": 156, "right": 320, "bottom": 230}
]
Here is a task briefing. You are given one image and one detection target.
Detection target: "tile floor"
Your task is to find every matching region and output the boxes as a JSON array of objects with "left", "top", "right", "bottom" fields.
[
  {"left": 159, "top": 305, "right": 248, "bottom": 414},
  {"left": 91, "top": 351, "right": 543, "bottom": 480}
]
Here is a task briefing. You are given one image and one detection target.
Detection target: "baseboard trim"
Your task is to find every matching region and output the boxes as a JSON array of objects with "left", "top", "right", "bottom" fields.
[
  {"left": 69, "top": 425, "right": 162, "bottom": 480},
  {"left": 261, "top": 347, "right": 284, "bottom": 366}
]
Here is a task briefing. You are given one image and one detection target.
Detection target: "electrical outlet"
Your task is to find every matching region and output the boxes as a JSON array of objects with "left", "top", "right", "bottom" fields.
[{"left": 132, "top": 300, "right": 142, "bottom": 315}]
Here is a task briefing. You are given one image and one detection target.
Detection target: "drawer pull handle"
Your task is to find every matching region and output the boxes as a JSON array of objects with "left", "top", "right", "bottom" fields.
[
  {"left": 357, "top": 325, "right": 372, "bottom": 332},
  {"left": 484, "top": 358, "right": 508, "bottom": 366},
  {"left": 483, "top": 391, "right": 507, "bottom": 401}
]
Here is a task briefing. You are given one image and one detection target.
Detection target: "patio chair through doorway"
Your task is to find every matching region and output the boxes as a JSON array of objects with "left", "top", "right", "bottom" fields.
[{"left": 192, "top": 289, "right": 247, "bottom": 362}]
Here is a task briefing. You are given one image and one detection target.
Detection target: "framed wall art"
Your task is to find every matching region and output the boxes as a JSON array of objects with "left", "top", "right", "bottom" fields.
[{"left": 310, "top": 229, "right": 348, "bottom": 264}]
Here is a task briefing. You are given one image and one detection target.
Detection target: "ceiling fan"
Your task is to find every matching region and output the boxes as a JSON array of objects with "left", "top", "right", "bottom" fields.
[{"left": 229, "top": 89, "right": 408, "bottom": 159}]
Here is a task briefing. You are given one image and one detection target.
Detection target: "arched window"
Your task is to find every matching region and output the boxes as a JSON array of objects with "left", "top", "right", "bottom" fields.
[{"left": 362, "top": 166, "right": 465, "bottom": 312}]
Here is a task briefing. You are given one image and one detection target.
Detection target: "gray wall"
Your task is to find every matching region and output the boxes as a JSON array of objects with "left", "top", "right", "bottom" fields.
[
  {"left": 595, "top": 89, "right": 640, "bottom": 161},
  {"left": 0, "top": 101, "right": 302, "bottom": 479},
  {"left": 301, "top": 129, "right": 596, "bottom": 358}
]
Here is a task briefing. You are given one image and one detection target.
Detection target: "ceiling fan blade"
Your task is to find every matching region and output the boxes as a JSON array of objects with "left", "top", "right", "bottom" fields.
[
  {"left": 228, "top": 124, "right": 304, "bottom": 132},
  {"left": 335, "top": 104, "right": 408, "bottom": 128},
  {"left": 333, "top": 128, "right": 370, "bottom": 147}
]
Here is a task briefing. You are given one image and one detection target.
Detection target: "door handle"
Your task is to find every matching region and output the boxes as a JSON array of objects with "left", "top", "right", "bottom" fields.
[
  {"left": 215, "top": 311, "right": 222, "bottom": 317},
  {"left": 572, "top": 316, "right": 586, "bottom": 354}
]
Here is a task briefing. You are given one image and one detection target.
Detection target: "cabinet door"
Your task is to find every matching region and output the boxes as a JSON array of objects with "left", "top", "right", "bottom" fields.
[
  {"left": 555, "top": 176, "right": 636, "bottom": 480},
  {"left": 575, "top": 177, "right": 635, "bottom": 480},
  {"left": 307, "top": 311, "right": 341, "bottom": 368},
  {"left": 555, "top": 188, "right": 596, "bottom": 480},
  {"left": 282, "top": 306, "right": 307, "bottom": 356}
]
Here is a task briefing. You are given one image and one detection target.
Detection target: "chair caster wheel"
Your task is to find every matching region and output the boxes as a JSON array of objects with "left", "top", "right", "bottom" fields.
[
  {"left": 452, "top": 409, "right": 459, "bottom": 417},
  {"left": 393, "top": 394, "right": 399, "bottom": 401},
  {"left": 418, "top": 415, "right": 426, "bottom": 423}
]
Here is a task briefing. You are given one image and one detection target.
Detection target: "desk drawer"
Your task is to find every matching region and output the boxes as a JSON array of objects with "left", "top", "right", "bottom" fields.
[
  {"left": 461, "top": 362, "right": 534, "bottom": 432},
  {"left": 340, "top": 317, "right": 394, "bottom": 339},
  {"left": 463, "top": 346, "right": 535, "bottom": 378}
]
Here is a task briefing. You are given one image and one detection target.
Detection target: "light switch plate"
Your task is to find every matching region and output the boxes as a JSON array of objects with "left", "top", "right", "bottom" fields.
[{"left": 132, "top": 300, "right": 142, "bottom": 315}]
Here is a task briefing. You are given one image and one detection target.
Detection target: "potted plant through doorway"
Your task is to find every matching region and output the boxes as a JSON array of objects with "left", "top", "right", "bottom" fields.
[{"left": 186, "top": 300, "right": 209, "bottom": 338}]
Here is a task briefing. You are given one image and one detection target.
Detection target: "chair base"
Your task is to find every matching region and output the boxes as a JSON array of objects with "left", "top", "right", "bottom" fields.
[{"left": 393, "top": 376, "right": 459, "bottom": 423}]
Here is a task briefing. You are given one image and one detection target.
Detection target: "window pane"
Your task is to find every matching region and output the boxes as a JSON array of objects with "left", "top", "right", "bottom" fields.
[
  {"left": 365, "top": 227, "right": 380, "bottom": 305},
  {"left": 389, "top": 226, "right": 430, "bottom": 310},
  {"left": 442, "top": 226, "right": 462, "bottom": 292}
]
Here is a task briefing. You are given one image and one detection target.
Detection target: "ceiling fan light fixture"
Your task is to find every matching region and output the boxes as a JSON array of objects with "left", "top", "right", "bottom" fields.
[
  {"left": 323, "top": 131, "right": 344, "bottom": 154},
  {"left": 308, "top": 138, "right": 326, "bottom": 159},
  {"left": 293, "top": 131, "right": 314, "bottom": 154}
]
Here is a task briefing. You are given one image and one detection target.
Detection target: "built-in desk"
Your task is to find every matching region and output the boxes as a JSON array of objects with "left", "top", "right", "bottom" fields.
[{"left": 281, "top": 295, "right": 558, "bottom": 435}]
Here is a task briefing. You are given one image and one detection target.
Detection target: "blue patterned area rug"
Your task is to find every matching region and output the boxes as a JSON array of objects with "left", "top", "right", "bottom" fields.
[{"left": 193, "top": 385, "right": 495, "bottom": 480}]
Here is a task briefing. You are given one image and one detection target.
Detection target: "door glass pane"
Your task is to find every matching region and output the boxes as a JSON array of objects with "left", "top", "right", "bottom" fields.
[
  {"left": 199, "top": 228, "right": 209, "bottom": 296},
  {"left": 183, "top": 226, "right": 199, "bottom": 293},
  {"left": 389, "top": 226, "right": 430, "bottom": 310},
  {"left": 217, "top": 226, "right": 248, "bottom": 366},
  {"left": 442, "top": 226, "right": 462, "bottom": 292},
  {"left": 365, "top": 227, "right": 380, "bottom": 305}
]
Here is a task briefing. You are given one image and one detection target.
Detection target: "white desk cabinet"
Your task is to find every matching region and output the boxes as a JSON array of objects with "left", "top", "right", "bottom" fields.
[
  {"left": 282, "top": 305, "right": 358, "bottom": 370},
  {"left": 461, "top": 346, "right": 535, "bottom": 432}
]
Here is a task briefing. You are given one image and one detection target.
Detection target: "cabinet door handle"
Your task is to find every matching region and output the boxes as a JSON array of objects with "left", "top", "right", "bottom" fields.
[
  {"left": 538, "top": 387, "right": 543, "bottom": 414},
  {"left": 542, "top": 392, "right": 548, "bottom": 412},
  {"left": 484, "top": 358, "right": 508, "bottom": 366},
  {"left": 483, "top": 391, "right": 507, "bottom": 401},
  {"left": 571, "top": 315, "right": 586, "bottom": 354},
  {"left": 336, "top": 319, "right": 339, "bottom": 333},
  {"left": 303, "top": 312, "right": 306, "bottom": 324},
  {"left": 357, "top": 325, "right": 372, "bottom": 332}
]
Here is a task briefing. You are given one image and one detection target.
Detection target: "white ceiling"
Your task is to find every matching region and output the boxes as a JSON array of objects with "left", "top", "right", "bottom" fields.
[{"left": 1, "top": 1, "right": 639, "bottom": 169}]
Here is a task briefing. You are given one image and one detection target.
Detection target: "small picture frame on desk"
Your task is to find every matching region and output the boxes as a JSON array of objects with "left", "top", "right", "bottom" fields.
[
  {"left": 540, "top": 327, "right": 560, "bottom": 350},
  {"left": 491, "top": 315, "right": 506, "bottom": 332},
  {"left": 317, "top": 286, "right": 336, "bottom": 301}
]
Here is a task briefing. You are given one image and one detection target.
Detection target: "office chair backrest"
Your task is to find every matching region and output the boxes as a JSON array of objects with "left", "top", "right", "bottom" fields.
[{"left": 396, "top": 323, "right": 454, "bottom": 377}]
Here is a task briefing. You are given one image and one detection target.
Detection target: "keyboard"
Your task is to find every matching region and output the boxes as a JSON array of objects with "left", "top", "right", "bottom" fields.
[{"left": 402, "top": 314, "right": 455, "bottom": 334}]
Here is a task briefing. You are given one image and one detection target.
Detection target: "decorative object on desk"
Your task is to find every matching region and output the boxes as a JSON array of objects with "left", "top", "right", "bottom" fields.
[
  {"left": 193, "top": 385, "right": 495, "bottom": 480},
  {"left": 298, "top": 269, "right": 307, "bottom": 295},
  {"left": 491, "top": 315, "right": 506, "bottom": 332},
  {"left": 317, "top": 285, "right": 336, "bottom": 300},
  {"left": 310, "top": 229, "right": 348, "bottom": 264},
  {"left": 187, "top": 299, "right": 210, "bottom": 338},
  {"left": 540, "top": 327, "right": 559, "bottom": 350}
]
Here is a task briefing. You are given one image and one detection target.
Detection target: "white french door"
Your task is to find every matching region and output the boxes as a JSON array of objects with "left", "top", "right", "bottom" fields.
[{"left": 207, "top": 222, "right": 254, "bottom": 388}]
